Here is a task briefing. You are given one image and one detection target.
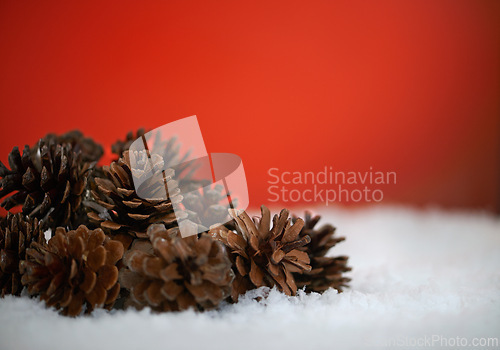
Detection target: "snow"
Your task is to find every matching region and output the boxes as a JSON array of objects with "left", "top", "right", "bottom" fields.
[{"left": 1, "top": 206, "right": 499, "bottom": 350}]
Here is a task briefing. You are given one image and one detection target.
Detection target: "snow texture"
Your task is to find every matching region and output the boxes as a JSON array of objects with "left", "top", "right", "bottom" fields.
[{"left": 1, "top": 206, "right": 499, "bottom": 350}]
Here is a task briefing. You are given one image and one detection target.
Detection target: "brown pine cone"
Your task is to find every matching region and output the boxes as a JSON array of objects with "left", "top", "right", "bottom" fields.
[
  {"left": 20, "top": 225, "right": 123, "bottom": 316},
  {"left": 209, "top": 205, "right": 311, "bottom": 302},
  {"left": 37, "top": 130, "right": 103, "bottom": 163},
  {"left": 292, "top": 211, "right": 351, "bottom": 293},
  {"left": 0, "top": 138, "right": 92, "bottom": 231},
  {"left": 120, "top": 224, "right": 233, "bottom": 312},
  {"left": 87, "top": 151, "right": 184, "bottom": 238},
  {"left": 183, "top": 183, "right": 233, "bottom": 232},
  {"left": 0, "top": 213, "right": 45, "bottom": 297},
  {"left": 111, "top": 128, "right": 147, "bottom": 159},
  {"left": 111, "top": 128, "right": 197, "bottom": 187}
]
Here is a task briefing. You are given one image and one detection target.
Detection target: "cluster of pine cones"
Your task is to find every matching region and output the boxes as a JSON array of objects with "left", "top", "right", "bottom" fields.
[{"left": 0, "top": 129, "right": 351, "bottom": 316}]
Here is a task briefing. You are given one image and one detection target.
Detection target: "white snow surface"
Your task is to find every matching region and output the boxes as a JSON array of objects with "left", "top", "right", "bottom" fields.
[{"left": 1, "top": 206, "right": 499, "bottom": 350}]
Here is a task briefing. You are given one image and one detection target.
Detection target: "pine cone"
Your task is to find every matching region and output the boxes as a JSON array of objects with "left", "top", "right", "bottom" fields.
[
  {"left": 0, "top": 213, "right": 45, "bottom": 297},
  {"left": 37, "top": 130, "right": 103, "bottom": 163},
  {"left": 183, "top": 184, "right": 233, "bottom": 232},
  {"left": 0, "top": 139, "right": 92, "bottom": 230},
  {"left": 20, "top": 225, "right": 123, "bottom": 316},
  {"left": 111, "top": 128, "right": 198, "bottom": 187},
  {"left": 209, "top": 205, "right": 311, "bottom": 301},
  {"left": 120, "top": 224, "right": 233, "bottom": 312},
  {"left": 111, "top": 128, "right": 147, "bottom": 159},
  {"left": 292, "top": 212, "right": 351, "bottom": 293},
  {"left": 87, "top": 151, "right": 184, "bottom": 238}
]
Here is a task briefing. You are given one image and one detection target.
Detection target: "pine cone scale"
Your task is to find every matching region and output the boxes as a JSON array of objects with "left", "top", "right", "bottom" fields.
[{"left": 80, "top": 268, "right": 97, "bottom": 294}]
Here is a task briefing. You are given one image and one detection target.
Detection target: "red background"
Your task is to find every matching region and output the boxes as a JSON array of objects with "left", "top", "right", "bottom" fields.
[{"left": 0, "top": 1, "right": 499, "bottom": 213}]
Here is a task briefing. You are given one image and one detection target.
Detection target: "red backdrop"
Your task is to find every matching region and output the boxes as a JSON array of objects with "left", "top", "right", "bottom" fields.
[{"left": 0, "top": 0, "right": 499, "bottom": 213}]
